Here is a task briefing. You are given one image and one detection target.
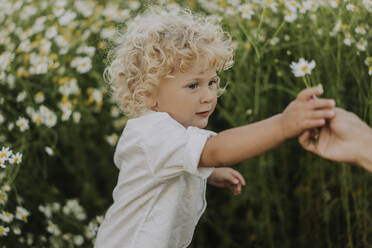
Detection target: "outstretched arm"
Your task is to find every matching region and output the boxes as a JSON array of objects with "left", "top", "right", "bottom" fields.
[
  {"left": 299, "top": 107, "right": 372, "bottom": 172},
  {"left": 199, "top": 87, "right": 335, "bottom": 167}
]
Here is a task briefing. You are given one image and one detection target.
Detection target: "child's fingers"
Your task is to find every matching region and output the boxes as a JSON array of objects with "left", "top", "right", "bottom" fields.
[
  {"left": 307, "top": 109, "right": 335, "bottom": 119},
  {"left": 231, "top": 170, "right": 246, "bottom": 186},
  {"left": 232, "top": 183, "right": 242, "bottom": 195},
  {"left": 297, "top": 87, "right": 323, "bottom": 101},
  {"left": 224, "top": 170, "right": 240, "bottom": 185},
  {"left": 307, "top": 98, "right": 335, "bottom": 110},
  {"left": 302, "top": 119, "right": 326, "bottom": 129}
]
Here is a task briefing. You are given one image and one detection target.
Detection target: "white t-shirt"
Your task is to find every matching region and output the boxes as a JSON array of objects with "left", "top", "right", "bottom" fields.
[{"left": 94, "top": 111, "right": 215, "bottom": 248}]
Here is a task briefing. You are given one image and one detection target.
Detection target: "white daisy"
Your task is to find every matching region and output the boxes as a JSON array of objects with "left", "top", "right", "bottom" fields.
[
  {"left": 238, "top": 4, "right": 254, "bottom": 19},
  {"left": 72, "top": 112, "right": 81, "bottom": 123},
  {"left": 31, "top": 111, "right": 42, "bottom": 126},
  {"left": 364, "top": 57, "right": 372, "bottom": 66},
  {"left": 0, "top": 190, "right": 8, "bottom": 204},
  {"left": 0, "top": 211, "right": 13, "bottom": 223},
  {"left": 363, "top": 0, "right": 372, "bottom": 12},
  {"left": 45, "top": 146, "right": 54, "bottom": 156},
  {"left": 58, "top": 10, "right": 76, "bottom": 26},
  {"left": 343, "top": 33, "right": 354, "bottom": 46},
  {"left": 12, "top": 226, "right": 21, "bottom": 235},
  {"left": 47, "top": 221, "right": 61, "bottom": 235},
  {"left": 330, "top": 0, "right": 340, "bottom": 8},
  {"left": 45, "top": 26, "right": 58, "bottom": 39},
  {"left": 16, "top": 117, "right": 29, "bottom": 132},
  {"left": 76, "top": 57, "right": 92, "bottom": 73},
  {"left": 264, "top": 0, "right": 278, "bottom": 12},
  {"left": 105, "top": 133, "right": 118, "bottom": 146},
  {"left": 290, "top": 58, "right": 316, "bottom": 77},
  {"left": 284, "top": 10, "right": 297, "bottom": 23},
  {"left": 16, "top": 91, "right": 27, "bottom": 102},
  {"left": 74, "top": 235, "right": 84, "bottom": 246},
  {"left": 285, "top": 0, "right": 299, "bottom": 12},
  {"left": 0, "top": 226, "right": 9, "bottom": 236},
  {"left": 346, "top": 4, "right": 358, "bottom": 12},
  {"left": 15, "top": 206, "right": 29, "bottom": 222},
  {"left": 34, "top": 91, "right": 45, "bottom": 103},
  {"left": 0, "top": 147, "right": 12, "bottom": 162},
  {"left": 9, "top": 152, "right": 22, "bottom": 164},
  {"left": 355, "top": 25, "right": 367, "bottom": 35},
  {"left": 356, "top": 39, "right": 367, "bottom": 51}
]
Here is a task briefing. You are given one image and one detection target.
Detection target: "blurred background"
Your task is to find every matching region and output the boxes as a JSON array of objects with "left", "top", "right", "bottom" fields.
[{"left": 0, "top": 0, "right": 371, "bottom": 247}]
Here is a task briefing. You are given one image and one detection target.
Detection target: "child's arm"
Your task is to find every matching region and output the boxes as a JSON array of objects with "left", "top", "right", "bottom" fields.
[
  {"left": 200, "top": 87, "right": 335, "bottom": 167},
  {"left": 207, "top": 167, "right": 246, "bottom": 195}
]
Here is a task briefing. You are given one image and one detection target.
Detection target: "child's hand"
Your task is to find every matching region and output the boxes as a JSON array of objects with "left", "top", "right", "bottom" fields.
[
  {"left": 207, "top": 167, "right": 246, "bottom": 195},
  {"left": 280, "top": 87, "right": 335, "bottom": 139}
]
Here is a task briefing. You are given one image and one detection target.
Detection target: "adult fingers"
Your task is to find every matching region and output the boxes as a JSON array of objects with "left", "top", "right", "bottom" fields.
[{"left": 297, "top": 87, "right": 323, "bottom": 101}]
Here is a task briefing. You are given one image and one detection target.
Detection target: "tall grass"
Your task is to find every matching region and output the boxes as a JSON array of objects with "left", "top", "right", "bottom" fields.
[
  {"left": 192, "top": 1, "right": 372, "bottom": 247},
  {"left": 0, "top": 0, "right": 371, "bottom": 247}
]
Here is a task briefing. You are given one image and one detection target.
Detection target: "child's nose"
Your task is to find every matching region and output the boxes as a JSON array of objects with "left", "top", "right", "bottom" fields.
[{"left": 200, "top": 87, "right": 215, "bottom": 103}]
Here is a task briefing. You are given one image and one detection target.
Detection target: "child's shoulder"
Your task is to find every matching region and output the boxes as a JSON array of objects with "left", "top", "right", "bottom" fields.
[{"left": 126, "top": 111, "right": 183, "bottom": 133}]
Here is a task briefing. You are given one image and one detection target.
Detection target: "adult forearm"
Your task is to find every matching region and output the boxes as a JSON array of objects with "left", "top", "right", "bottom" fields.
[{"left": 200, "top": 114, "right": 286, "bottom": 167}]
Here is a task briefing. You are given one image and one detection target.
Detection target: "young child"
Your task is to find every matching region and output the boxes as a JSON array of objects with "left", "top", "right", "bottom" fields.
[{"left": 95, "top": 6, "right": 335, "bottom": 248}]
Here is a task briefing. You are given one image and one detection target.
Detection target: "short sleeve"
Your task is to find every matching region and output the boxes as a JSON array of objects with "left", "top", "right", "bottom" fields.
[{"left": 141, "top": 118, "right": 215, "bottom": 180}]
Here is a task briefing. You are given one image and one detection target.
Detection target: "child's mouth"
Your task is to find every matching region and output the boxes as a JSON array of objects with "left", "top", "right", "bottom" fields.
[{"left": 196, "top": 111, "right": 209, "bottom": 117}]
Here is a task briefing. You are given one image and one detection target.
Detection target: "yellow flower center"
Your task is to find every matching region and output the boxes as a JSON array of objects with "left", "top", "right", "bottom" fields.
[
  {"left": 301, "top": 65, "right": 308, "bottom": 72},
  {"left": 218, "top": 2, "right": 227, "bottom": 8},
  {"left": 62, "top": 95, "right": 69, "bottom": 103},
  {"left": 36, "top": 116, "right": 42, "bottom": 124},
  {"left": 242, "top": 8, "right": 250, "bottom": 14}
]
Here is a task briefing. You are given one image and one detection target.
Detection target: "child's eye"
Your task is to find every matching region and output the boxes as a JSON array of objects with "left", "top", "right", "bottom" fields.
[
  {"left": 188, "top": 83, "right": 199, "bottom": 89},
  {"left": 208, "top": 80, "right": 217, "bottom": 87}
]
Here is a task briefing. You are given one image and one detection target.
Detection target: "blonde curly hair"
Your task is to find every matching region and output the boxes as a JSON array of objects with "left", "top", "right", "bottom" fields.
[{"left": 104, "top": 6, "right": 234, "bottom": 118}]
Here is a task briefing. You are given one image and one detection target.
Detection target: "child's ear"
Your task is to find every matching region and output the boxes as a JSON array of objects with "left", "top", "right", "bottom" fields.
[{"left": 144, "top": 91, "right": 158, "bottom": 110}]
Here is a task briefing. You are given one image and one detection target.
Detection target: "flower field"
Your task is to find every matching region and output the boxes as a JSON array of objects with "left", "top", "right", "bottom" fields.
[{"left": 0, "top": 0, "right": 371, "bottom": 247}]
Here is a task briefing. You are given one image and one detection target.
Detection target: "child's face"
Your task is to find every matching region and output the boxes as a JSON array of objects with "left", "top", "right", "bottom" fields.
[{"left": 149, "top": 59, "right": 218, "bottom": 128}]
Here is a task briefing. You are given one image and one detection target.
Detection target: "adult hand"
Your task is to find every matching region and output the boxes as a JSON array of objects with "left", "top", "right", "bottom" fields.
[{"left": 299, "top": 107, "right": 372, "bottom": 172}]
